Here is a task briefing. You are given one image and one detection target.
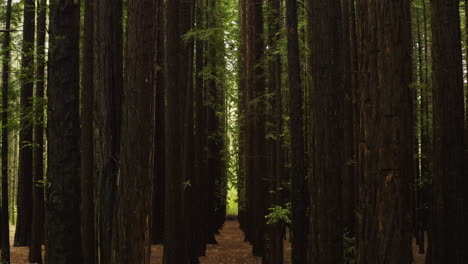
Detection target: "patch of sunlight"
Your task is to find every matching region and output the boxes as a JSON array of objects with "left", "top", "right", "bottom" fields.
[{"left": 226, "top": 187, "right": 238, "bottom": 216}]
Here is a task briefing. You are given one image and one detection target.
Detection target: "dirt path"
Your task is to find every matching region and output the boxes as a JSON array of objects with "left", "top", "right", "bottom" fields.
[{"left": 9, "top": 221, "right": 424, "bottom": 263}]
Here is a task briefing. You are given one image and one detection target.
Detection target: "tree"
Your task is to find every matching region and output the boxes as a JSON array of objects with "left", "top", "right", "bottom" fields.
[
  {"left": 1, "top": 0, "right": 13, "bottom": 262},
  {"left": 264, "top": 0, "right": 284, "bottom": 263},
  {"left": 164, "top": 0, "right": 193, "bottom": 261},
  {"left": 151, "top": 0, "right": 165, "bottom": 246},
  {"left": 111, "top": 0, "right": 155, "bottom": 262},
  {"left": 308, "top": 0, "right": 344, "bottom": 262},
  {"left": 427, "top": 0, "right": 467, "bottom": 262},
  {"left": 288, "top": 0, "right": 308, "bottom": 262},
  {"left": 46, "top": 0, "right": 82, "bottom": 262},
  {"left": 81, "top": 0, "right": 95, "bottom": 262},
  {"left": 15, "top": 0, "right": 35, "bottom": 246},
  {"left": 29, "top": 0, "right": 46, "bottom": 261},
  {"left": 355, "top": 0, "right": 413, "bottom": 263},
  {"left": 93, "top": 0, "right": 123, "bottom": 261}
]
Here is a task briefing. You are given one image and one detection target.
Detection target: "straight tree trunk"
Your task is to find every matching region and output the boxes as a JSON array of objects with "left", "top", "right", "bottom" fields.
[
  {"left": 249, "top": 0, "right": 268, "bottom": 256},
  {"left": 1, "top": 0, "right": 13, "bottom": 262},
  {"left": 93, "top": 0, "right": 123, "bottom": 261},
  {"left": 29, "top": 0, "right": 46, "bottom": 261},
  {"left": 46, "top": 0, "right": 82, "bottom": 263},
  {"left": 112, "top": 0, "right": 155, "bottom": 262},
  {"left": 428, "top": 0, "right": 467, "bottom": 262},
  {"left": 264, "top": 0, "right": 284, "bottom": 263},
  {"left": 308, "top": 0, "right": 344, "bottom": 262},
  {"left": 151, "top": 0, "right": 165, "bottom": 245},
  {"left": 341, "top": 0, "right": 356, "bottom": 235},
  {"left": 15, "top": 0, "right": 35, "bottom": 246},
  {"left": 164, "top": 0, "right": 191, "bottom": 262},
  {"left": 287, "top": 0, "right": 308, "bottom": 263},
  {"left": 355, "top": 0, "right": 413, "bottom": 263},
  {"left": 193, "top": 0, "right": 207, "bottom": 255},
  {"left": 81, "top": 0, "right": 95, "bottom": 263}
]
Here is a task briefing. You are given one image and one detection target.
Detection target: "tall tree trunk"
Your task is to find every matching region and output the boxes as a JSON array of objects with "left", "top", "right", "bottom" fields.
[
  {"left": 193, "top": 0, "right": 207, "bottom": 255},
  {"left": 29, "top": 0, "right": 46, "bottom": 261},
  {"left": 308, "top": 0, "right": 344, "bottom": 262},
  {"left": 428, "top": 0, "right": 467, "bottom": 262},
  {"left": 151, "top": 0, "right": 165, "bottom": 246},
  {"left": 288, "top": 0, "right": 308, "bottom": 263},
  {"left": 355, "top": 0, "right": 413, "bottom": 263},
  {"left": 164, "top": 0, "right": 192, "bottom": 261},
  {"left": 341, "top": 0, "right": 356, "bottom": 236},
  {"left": 264, "top": 0, "right": 284, "bottom": 263},
  {"left": 248, "top": 0, "right": 268, "bottom": 256},
  {"left": 1, "top": 0, "right": 13, "bottom": 262},
  {"left": 93, "top": 0, "right": 123, "bottom": 261},
  {"left": 81, "top": 0, "right": 95, "bottom": 263},
  {"left": 15, "top": 0, "right": 35, "bottom": 246},
  {"left": 112, "top": 0, "right": 155, "bottom": 262},
  {"left": 46, "top": 0, "right": 82, "bottom": 263}
]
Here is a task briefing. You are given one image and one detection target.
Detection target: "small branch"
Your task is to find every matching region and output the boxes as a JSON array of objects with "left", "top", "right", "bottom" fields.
[{"left": 0, "top": 29, "right": 18, "bottom": 33}]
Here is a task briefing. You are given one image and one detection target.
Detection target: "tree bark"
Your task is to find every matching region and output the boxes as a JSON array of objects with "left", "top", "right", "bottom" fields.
[
  {"left": 80, "top": 0, "right": 95, "bottom": 263},
  {"left": 46, "top": 0, "right": 82, "bottom": 262},
  {"left": 428, "top": 0, "right": 467, "bottom": 262},
  {"left": 164, "top": 0, "right": 192, "bottom": 262},
  {"left": 151, "top": 0, "right": 165, "bottom": 246},
  {"left": 1, "top": 0, "right": 13, "bottom": 262},
  {"left": 93, "top": 0, "right": 123, "bottom": 261},
  {"left": 112, "top": 0, "right": 155, "bottom": 262},
  {"left": 288, "top": 0, "right": 308, "bottom": 263},
  {"left": 355, "top": 0, "right": 413, "bottom": 263},
  {"left": 308, "top": 0, "right": 344, "bottom": 262},
  {"left": 29, "top": 0, "right": 46, "bottom": 261},
  {"left": 15, "top": 0, "right": 35, "bottom": 247}
]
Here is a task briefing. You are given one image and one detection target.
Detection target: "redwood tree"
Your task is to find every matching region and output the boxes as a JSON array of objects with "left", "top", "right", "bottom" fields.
[
  {"left": 15, "top": 0, "right": 35, "bottom": 246},
  {"left": 46, "top": 0, "right": 82, "bottom": 262},
  {"left": 93, "top": 0, "right": 123, "bottom": 261},
  {"left": 428, "top": 0, "right": 467, "bottom": 262},
  {"left": 308, "top": 0, "right": 344, "bottom": 262},
  {"left": 29, "top": 0, "right": 46, "bottom": 261},
  {"left": 1, "top": 0, "right": 13, "bottom": 262},
  {"left": 288, "top": 0, "right": 308, "bottom": 262},
  {"left": 355, "top": 0, "right": 413, "bottom": 263},
  {"left": 81, "top": 0, "right": 95, "bottom": 262},
  {"left": 112, "top": 0, "right": 155, "bottom": 262}
]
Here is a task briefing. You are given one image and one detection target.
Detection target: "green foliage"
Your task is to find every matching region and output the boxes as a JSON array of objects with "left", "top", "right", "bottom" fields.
[
  {"left": 343, "top": 230, "right": 356, "bottom": 264},
  {"left": 265, "top": 203, "right": 291, "bottom": 225}
]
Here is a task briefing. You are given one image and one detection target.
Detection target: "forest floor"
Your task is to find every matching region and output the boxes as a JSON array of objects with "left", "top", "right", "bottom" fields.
[{"left": 9, "top": 220, "right": 425, "bottom": 263}]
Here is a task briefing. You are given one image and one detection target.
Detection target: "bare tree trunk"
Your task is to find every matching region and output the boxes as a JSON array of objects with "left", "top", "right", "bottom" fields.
[
  {"left": 29, "top": 0, "right": 46, "bottom": 261},
  {"left": 46, "top": 0, "right": 82, "bottom": 262},
  {"left": 428, "top": 0, "right": 467, "bottom": 262},
  {"left": 355, "top": 0, "right": 413, "bottom": 263},
  {"left": 15, "top": 0, "right": 35, "bottom": 246},
  {"left": 1, "top": 0, "right": 13, "bottom": 262}
]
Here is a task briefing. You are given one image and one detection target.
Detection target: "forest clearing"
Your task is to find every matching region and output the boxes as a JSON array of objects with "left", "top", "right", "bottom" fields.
[{"left": 0, "top": 0, "right": 467, "bottom": 263}]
